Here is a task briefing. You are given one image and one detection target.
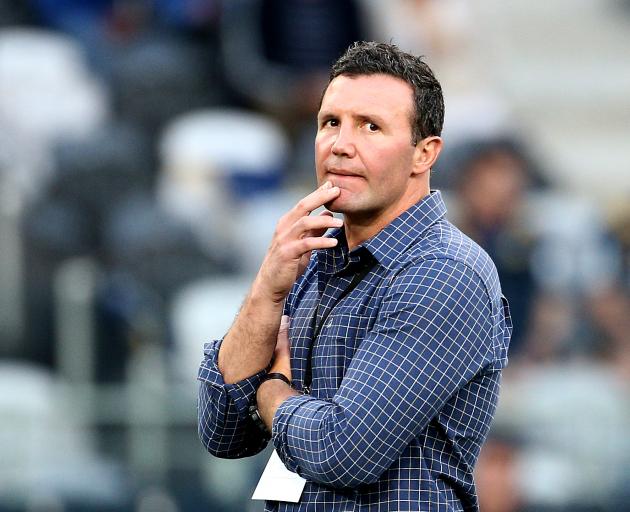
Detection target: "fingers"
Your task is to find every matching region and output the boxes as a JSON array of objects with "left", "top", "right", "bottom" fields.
[
  {"left": 273, "top": 184, "right": 343, "bottom": 260},
  {"left": 257, "top": 183, "right": 342, "bottom": 301},
  {"left": 307, "top": 210, "right": 340, "bottom": 239},
  {"left": 290, "top": 181, "right": 340, "bottom": 219},
  {"left": 279, "top": 235, "right": 338, "bottom": 261},
  {"left": 288, "top": 213, "right": 343, "bottom": 239},
  {"left": 283, "top": 211, "right": 342, "bottom": 258}
]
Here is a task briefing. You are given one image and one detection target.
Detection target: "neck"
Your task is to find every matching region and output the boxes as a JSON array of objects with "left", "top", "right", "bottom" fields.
[
  {"left": 344, "top": 188, "right": 431, "bottom": 250},
  {"left": 344, "top": 221, "right": 380, "bottom": 251}
]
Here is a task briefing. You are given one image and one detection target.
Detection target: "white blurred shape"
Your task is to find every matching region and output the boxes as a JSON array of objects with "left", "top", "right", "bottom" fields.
[
  {"left": 0, "top": 362, "right": 124, "bottom": 505},
  {"left": 159, "top": 109, "right": 289, "bottom": 176},
  {"left": 499, "top": 363, "right": 630, "bottom": 508},
  {"left": 232, "top": 188, "right": 306, "bottom": 275},
  {"left": 528, "top": 192, "right": 621, "bottom": 294},
  {"left": 170, "top": 275, "right": 252, "bottom": 384},
  {"left": 0, "top": 28, "right": 108, "bottom": 144},
  {"left": 157, "top": 109, "right": 289, "bottom": 265}
]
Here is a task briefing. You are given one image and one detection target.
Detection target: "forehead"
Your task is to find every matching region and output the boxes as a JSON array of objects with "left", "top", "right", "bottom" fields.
[{"left": 320, "top": 74, "right": 414, "bottom": 119}]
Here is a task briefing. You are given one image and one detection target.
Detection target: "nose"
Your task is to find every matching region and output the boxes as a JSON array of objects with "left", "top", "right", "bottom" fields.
[{"left": 331, "top": 125, "right": 356, "bottom": 158}]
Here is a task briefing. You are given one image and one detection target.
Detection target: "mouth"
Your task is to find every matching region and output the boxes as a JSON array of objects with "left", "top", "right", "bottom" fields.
[{"left": 326, "top": 167, "right": 363, "bottom": 178}]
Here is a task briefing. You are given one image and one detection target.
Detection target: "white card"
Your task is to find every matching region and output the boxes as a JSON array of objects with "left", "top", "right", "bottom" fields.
[{"left": 251, "top": 450, "right": 307, "bottom": 503}]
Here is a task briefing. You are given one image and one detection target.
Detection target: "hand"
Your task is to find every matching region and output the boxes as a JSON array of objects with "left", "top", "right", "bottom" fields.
[
  {"left": 254, "top": 182, "right": 342, "bottom": 303},
  {"left": 269, "top": 315, "right": 291, "bottom": 381}
]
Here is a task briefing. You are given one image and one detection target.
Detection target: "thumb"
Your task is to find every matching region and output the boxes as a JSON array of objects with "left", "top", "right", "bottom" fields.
[
  {"left": 279, "top": 315, "right": 290, "bottom": 333},
  {"left": 276, "top": 315, "right": 291, "bottom": 353}
]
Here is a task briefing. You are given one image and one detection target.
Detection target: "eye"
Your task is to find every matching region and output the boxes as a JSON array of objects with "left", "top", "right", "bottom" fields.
[
  {"left": 366, "top": 122, "right": 379, "bottom": 132},
  {"left": 322, "top": 118, "right": 339, "bottom": 128}
]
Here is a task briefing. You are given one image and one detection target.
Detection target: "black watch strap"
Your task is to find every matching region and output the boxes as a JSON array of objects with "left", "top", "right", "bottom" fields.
[
  {"left": 248, "top": 373, "right": 291, "bottom": 439},
  {"left": 249, "top": 404, "right": 271, "bottom": 440},
  {"left": 261, "top": 372, "right": 291, "bottom": 387}
]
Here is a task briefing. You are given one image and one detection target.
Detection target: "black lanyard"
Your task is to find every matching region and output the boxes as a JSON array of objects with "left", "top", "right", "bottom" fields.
[{"left": 303, "top": 261, "right": 374, "bottom": 393}]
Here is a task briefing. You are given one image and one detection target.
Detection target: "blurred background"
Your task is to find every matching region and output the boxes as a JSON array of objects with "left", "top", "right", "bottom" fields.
[{"left": 1, "top": 0, "right": 629, "bottom": 511}]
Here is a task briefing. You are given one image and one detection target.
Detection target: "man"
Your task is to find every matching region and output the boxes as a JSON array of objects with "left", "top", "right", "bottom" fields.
[{"left": 198, "top": 41, "right": 512, "bottom": 511}]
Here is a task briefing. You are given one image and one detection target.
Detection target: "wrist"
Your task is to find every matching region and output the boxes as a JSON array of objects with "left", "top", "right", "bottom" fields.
[
  {"left": 249, "top": 280, "right": 287, "bottom": 307},
  {"left": 261, "top": 372, "right": 292, "bottom": 387},
  {"left": 256, "top": 378, "right": 297, "bottom": 431},
  {"left": 251, "top": 271, "right": 291, "bottom": 305}
]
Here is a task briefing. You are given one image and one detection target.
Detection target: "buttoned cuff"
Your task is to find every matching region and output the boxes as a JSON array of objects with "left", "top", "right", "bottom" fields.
[
  {"left": 197, "top": 339, "right": 267, "bottom": 417},
  {"left": 271, "top": 393, "right": 329, "bottom": 474}
]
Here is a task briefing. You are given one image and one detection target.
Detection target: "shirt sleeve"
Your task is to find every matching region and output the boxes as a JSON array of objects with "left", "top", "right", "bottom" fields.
[
  {"left": 271, "top": 258, "right": 497, "bottom": 487},
  {"left": 197, "top": 338, "right": 269, "bottom": 458}
]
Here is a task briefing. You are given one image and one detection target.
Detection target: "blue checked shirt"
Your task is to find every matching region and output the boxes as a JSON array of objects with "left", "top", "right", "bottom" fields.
[{"left": 198, "top": 191, "right": 512, "bottom": 511}]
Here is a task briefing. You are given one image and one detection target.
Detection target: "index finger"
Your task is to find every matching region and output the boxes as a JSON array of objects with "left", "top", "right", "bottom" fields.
[{"left": 291, "top": 181, "right": 340, "bottom": 218}]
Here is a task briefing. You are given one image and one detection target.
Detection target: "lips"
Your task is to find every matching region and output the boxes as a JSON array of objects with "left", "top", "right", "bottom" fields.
[{"left": 326, "top": 167, "right": 362, "bottom": 178}]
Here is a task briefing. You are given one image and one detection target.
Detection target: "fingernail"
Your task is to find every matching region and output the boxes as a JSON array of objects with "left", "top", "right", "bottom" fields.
[
  {"left": 322, "top": 181, "right": 332, "bottom": 189},
  {"left": 332, "top": 218, "right": 343, "bottom": 226},
  {"left": 280, "top": 315, "right": 290, "bottom": 328}
]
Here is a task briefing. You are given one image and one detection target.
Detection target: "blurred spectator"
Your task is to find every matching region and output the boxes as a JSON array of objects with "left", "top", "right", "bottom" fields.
[
  {"left": 448, "top": 137, "right": 545, "bottom": 357},
  {"left": 495, "top": 363, "right": 630, "bottom": 511},
  {"left": 29, "top": 0, "right": 220, "bottom": 68},
  {"left": 220, "top": 0, "right": 367, "bottom": 182},
  {"left": 450, "top": 135, "right": 630, "bottom": 510},
  {"left": 475, "top": 430, "right": 525, "bottom": 512},
  {"left": 151, "top": 0, "right": 221, "bottom": 33},
  {"left": 448, "top": 136, "right": 630, "bottom": 369}
]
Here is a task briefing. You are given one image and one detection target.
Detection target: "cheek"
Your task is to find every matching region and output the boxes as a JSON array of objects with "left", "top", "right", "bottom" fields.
[
  {"left": 314, "top": 140, "right": 326, "bottom": 168},
  {"left": 314, "top": 132, "right": 332, "bottom": 154},
  {"left": 366, "top": 146, "right": 410, "bottom": 182}
]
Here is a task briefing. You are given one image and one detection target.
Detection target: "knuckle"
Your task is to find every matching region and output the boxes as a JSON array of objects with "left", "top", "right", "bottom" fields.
[
  {"left": 274, "top": 219, "right": 287, "bottom": 236},
  {"left": 300, "top": 216, "right": 315, "bottom": 229},
  {"left": 277, "top": 244, "right": 292, "bottom": 260},
  {"left": 298, "top": 239, "right": 313, "bottom": 252}
]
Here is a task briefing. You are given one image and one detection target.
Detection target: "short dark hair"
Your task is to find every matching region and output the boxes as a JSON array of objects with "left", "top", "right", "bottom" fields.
[{"left": 327, "top": 41, "right": 444, "bottom": 144}]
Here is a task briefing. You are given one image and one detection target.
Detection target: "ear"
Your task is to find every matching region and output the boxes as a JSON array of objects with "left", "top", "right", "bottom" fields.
[{"left": 412, "top": 136, "right": 443, "bottom": 176}]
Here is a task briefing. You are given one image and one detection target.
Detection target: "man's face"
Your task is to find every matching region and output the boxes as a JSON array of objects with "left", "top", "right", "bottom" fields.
[
  {"left": 315, "top": 74, "right": 420, "bottom": 223},
  {"left": 460, "top": 152, "right": 527, "bottom": 227}
]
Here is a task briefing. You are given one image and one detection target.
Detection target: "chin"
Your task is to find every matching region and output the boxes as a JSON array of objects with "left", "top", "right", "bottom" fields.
[
  {"left": 324, "top": 198, "right": 344, "bottom": 213},
  {"left": 324, "top": 199, "right": 367, "bottom": 217},
  {"left": 324, "top": 188, "right": 359, "bottom": 213}
]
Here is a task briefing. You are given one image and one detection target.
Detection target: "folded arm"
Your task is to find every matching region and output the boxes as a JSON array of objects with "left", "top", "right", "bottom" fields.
[
  {"left": 271, "top": 258, "right": 497, "bottom": 487},
  {"left": 197, "top": 339, "right": 269, "bottom": 458}
]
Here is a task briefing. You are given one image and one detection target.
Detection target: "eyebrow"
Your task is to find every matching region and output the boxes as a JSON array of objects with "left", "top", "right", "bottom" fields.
[{"left": 317, "top": 110, "right": 388, "bottom": 125}]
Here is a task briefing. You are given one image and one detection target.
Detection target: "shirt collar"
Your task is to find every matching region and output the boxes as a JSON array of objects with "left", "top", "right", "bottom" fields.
[
  {"left": 322, "top": 190, "right": 447, "bottom": 272},
  {"left": 362, "top": 190, "right": 446, "bottom": 269}
]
